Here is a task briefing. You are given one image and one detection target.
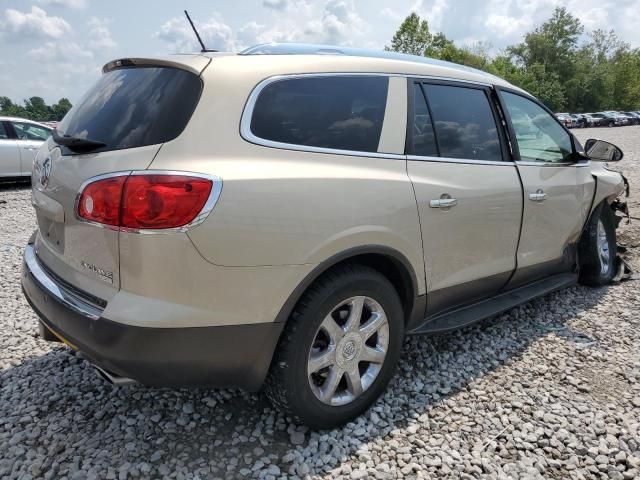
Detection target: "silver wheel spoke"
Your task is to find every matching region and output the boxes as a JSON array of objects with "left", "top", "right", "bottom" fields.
[
  {"left": 345, "top": 366, "right": 363, "bottom": 397},
  {"left": 360, "top": 346, "right": 386, "bottom": 364},
  {"left": 345, "top": 296, "right": 365, "bottom": 332},
  {"left": 320, "top": 314, "right": 345, "bottom": 343},
  {"left": 359, "top": 312, "right": 386, "bottom": 340},
  {"left": 320, "top": 367, "right": 343, "bottom": 402},
  {"left": 308, "top": 349, "right": 334, "bottom": 374}
]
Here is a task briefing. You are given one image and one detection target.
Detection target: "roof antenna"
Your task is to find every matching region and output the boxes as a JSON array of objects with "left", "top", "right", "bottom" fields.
[{"left": 184, "top": 10, "right": 217, "bottom": 52}]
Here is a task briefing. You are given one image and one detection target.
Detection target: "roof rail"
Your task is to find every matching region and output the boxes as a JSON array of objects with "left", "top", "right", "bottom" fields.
[{"left": 239, "top": 42, "right": 500, "bottom": 81}]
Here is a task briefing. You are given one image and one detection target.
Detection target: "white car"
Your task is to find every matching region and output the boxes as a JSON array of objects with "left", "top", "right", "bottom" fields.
[{"left": 0, "top": 116, "right": 52, "bottom": 179}]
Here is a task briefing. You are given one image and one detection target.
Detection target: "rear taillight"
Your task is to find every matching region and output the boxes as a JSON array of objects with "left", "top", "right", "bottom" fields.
[{"left": 77, "top": 172, "right": 217, "bottom": 231}]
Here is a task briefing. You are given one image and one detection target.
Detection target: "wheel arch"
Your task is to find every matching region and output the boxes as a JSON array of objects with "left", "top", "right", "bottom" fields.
[{"left": 274, "top": 245, "right": 425, "bottom": 328}]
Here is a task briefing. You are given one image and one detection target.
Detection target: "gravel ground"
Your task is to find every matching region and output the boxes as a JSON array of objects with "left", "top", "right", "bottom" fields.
[{"left": 1, "top": 127, "right": 639, "bottom": 480}]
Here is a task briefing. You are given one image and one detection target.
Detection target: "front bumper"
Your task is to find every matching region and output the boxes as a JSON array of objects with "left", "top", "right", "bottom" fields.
[{"left": 21, "top": 242, "right": 283, "bottom": 390}]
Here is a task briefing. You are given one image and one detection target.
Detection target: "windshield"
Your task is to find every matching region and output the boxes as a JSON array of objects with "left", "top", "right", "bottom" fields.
[{"left": 56, "top": 66, "right": 202, "bottom": 154}]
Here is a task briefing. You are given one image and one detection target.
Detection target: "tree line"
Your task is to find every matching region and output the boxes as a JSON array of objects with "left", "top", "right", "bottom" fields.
[
  {"left": 0, "top": 96, "right": 72, "bottom": 122},
  {"left": 387, "top": 7, "right": 640, "bottom": 112}
]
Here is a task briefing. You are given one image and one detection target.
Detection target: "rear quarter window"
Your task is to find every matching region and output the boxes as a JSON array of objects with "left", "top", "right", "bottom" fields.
[
  {"left": 249, "top": 76, "right": 388, "bottom": 153},
  {"left": 56, "top": 66, "right": 202, "bottom": 154}
]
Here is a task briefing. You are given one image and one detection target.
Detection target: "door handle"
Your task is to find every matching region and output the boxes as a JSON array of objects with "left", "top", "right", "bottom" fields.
[
  {"left": 529, "top": 189, "right": 547, "bottom": 202},
  {"left": 429, "top": 196, "right": 458, "bottom": 209},
  {"left": 22, "top": 146, "right": 38, "bottom": 151}
]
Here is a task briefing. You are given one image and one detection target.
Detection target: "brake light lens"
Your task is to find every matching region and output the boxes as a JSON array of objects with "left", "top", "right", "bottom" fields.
[
  {"left": 78, "top": 175, "right": 126, "bottom": 226},
  {"left": 77, "top": 173, "right": 215, "bottom": 230},
  {"left": 121, "top": 175, "right": 212, "bottom": 229}
]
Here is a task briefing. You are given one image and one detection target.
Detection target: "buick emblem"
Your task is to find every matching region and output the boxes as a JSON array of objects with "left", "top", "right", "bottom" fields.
[{"left": 39, "top": 157, "right": 52, "bottom": 188}]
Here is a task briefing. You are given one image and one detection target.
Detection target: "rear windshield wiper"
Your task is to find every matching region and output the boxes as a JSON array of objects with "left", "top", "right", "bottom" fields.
[{"left": 52, "top": 130, "right": 106, "bottom": 152}]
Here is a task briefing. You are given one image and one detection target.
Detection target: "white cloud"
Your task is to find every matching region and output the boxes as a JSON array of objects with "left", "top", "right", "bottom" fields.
[
  {"left": 156, "top": 0, "right": 367, "bottom": 53},
  {"left": 88, "top": 17, "right": 116, "bottom": 49},
  {"left": 380, "top": 7, "right": 404, "bottom": 22},
  {"left": 38, "top": 0, "right": 88, "bottom": 9},
  {"left": 28, "top": 41, "right": 93, "bottom": 62},
  {"left": 155, "top": 14, "right": 236, "bottom": 52},
  {"left": 485, "top": 13, "right": 532, "bottom": 38},
  {"left": 3, "top": 6, "right": 71, "bottom": 39},
  {"left": 410, "top": 0, "right": 450, "bottom": 30},
  {"left": 263, "top": 0, "right": 288, "bottom": 10}
]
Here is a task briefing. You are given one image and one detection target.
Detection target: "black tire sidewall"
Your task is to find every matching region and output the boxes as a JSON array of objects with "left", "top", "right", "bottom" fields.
[
  {"left": 579, "top": 203, "right": 617, "bottom": 286},
  {"left": 284, "top": 271, "right": 404, "bottom": 428}
]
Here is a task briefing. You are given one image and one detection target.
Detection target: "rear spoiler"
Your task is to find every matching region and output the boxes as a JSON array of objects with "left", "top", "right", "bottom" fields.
[{"left": 102, "top": 56, "right": 211, "bottom": 76}]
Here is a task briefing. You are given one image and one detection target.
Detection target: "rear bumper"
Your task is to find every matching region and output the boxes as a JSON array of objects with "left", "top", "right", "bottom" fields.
[{"left": 21, "top": 242, "right": 283, "bottom": 391}]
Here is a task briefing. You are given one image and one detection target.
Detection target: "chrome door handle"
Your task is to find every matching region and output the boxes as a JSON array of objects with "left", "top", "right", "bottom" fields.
[
  {"left": 429, "top": 197, "right": 458, "bottom": 209},
  {"left": 22, "top": 146, "right": 38, "bottom": 151},
  {"left": 529, "top": 190, "right": 547, "bottom": 202}
]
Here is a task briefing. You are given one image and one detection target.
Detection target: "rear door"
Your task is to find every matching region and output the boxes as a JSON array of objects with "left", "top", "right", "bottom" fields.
[
  {"left": 32, "top": 63, "right": 204, "bottom": 301},
  {"left": 0, "top": 121, "right": 21, "bottom": 176},
  {"left": 498, "top": 90, "right": 594, "bottom": 286},
  {"left": 406, "top": 80, "right": 522, "bottom": 317}
]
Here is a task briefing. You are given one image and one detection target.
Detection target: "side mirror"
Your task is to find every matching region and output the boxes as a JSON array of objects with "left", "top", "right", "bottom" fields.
[{"left": 584, "top": 139, "right": 624, "bottom": 162}]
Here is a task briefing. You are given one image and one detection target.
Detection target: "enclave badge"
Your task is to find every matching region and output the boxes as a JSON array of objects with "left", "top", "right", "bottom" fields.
[{"left": 39, "top": 156, "right": 52, "bottom": 188}]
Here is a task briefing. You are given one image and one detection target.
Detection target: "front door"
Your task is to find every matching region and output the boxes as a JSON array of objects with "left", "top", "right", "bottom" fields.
[
  {"left": 0, "top": 122, "right": 21, "bottom": 177},
  {"left": 499, "top": 90, "right": 594, "bottom": 286},
  {"left": 11, "top": 121, "right": 51, "bottom": 175},
  {"left": 406, "top": 81, "right": 522, "bottom": 317}
]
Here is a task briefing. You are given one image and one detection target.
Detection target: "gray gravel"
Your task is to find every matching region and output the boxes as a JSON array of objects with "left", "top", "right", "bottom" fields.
[{"left": 1, "top": 126, "right": 640, "bottom": 479}]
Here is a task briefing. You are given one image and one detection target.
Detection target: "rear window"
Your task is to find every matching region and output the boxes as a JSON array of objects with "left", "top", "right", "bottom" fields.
[
  {"left": 57, "top": 66, "right": 202, "bottom": 153},
  {"left": 249, "top": 76, "right": 388, "bottom": 153},
  {"left": 423, "top": 84, "right": 502, "bottom": 162}
]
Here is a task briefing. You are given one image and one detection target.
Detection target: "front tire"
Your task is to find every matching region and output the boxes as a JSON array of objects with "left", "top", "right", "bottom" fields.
[
  {"left": 578, "top": 203, "right": 617, "bottom": 286},
  {"left": 264, "top": 264, "right": 404, "bottom": 429}
]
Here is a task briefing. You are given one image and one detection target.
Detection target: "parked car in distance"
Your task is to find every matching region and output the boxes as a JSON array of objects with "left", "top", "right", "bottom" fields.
[
  {"left": 620, "top": 112, "right": 640, "bottom": 125},
  {"left": 21, "top": 43, "right": 629, "bottom": 428},
  {"left": 582, "top": 113, "right": 604, "bottom": 127},
  {"left": 0, "top": 116, "right": 52, "bottom": 179},
  {"left": 591, "top": 112, "right": 625, "bottom": 127},
  {"left": 570, "top": 113, "right": 594, "bottom": 128},
  {"left": 556, "top": 113, "right": 575, "bottom": 128}
]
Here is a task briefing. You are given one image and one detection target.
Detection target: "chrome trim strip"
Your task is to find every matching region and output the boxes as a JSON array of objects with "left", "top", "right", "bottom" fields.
[
  {"left": 24, "top": 243, "right": 103, "bottom": 321},
  {"left": 407, "top": 155, "right": 514, "bottom": 166},
  {"left": 515, "top": 160, "right": 591, "bottom": 168},
  {"left": 74, "top": 170, "right": 223, "bottom": 235},
  {"left": 239, "top": 72, "right": 492, "bottom": 159}
]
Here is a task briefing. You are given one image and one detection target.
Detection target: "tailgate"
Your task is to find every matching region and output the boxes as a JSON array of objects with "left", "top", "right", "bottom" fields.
[
  {"left": 32, "top": 142, "right": 159, "bottom": 299},
  {"left": 30, "top": 58, "right": 206, "bottom": 301}
]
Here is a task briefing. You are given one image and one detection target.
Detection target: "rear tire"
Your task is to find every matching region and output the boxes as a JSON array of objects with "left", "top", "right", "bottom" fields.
[
  {"left": 264, "top": 264, "right": 404, "bottom": 429},
  {"left": 578, "top": 203, "right": 617, "bottom": 286}
]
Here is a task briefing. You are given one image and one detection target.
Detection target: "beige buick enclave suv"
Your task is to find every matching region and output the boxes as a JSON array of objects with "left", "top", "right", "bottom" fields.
[{"left": 22, "top": 43, "right": 629, "bottom": 428}]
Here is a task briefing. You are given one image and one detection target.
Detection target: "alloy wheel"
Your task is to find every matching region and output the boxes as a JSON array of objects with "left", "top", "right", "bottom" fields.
[
  {"left": 307, "top": 296, "right": 389, "bottom": 406},
  {"left": 597, "top": 219, "right": 611, "bottom": 275}
]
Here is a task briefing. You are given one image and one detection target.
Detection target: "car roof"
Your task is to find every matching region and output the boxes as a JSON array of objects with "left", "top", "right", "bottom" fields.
[
  {"left": 0, "top": 116, "right": 51, "bottom": 128},
  {"left": 239, "top": 43, "right": 504, "bottom": 81},
  {"left": 201, "top": 42, "right": 525, "bottom": 92},
  {"left": 103, "top": 43, "right": 528, "bottom": 95}
]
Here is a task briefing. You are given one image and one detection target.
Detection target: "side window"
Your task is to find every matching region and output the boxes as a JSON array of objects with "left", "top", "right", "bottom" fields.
[
  {"left": 0, "top": 122, "right": 8, "bottom": 140},
  {"left": 250, "top": 76, "right": 388, "bottom": 153},
  {"left": 411, "top": 83, "right": 438, "bottom": 156},
  {"left": 501, "top": 92, "right": 572, "bottom": 163},
  {"left": 12, "top": 122, "right": 51, "bottom": 141},
  {"left": 422, "top": 84, "right": 503, "bottom": 161}
]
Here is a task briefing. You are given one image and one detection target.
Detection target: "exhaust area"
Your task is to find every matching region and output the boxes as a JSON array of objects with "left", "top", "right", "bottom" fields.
[{"left": 92, "top": 365, "right": 138, "bottom": 386}]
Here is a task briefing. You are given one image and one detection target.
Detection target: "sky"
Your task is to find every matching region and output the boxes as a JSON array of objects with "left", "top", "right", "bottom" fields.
[{"left": 1, "top": 0, "right": 639, "bottom": 104}]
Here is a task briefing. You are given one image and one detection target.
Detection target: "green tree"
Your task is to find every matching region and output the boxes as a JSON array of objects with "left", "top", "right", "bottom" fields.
[
  {"left": 24, "top": 97, "right": 50, "bottom": 121},
  {"left": 51, "top": 98, "right": 72, "bottom": 120},
  {"left": 508, "top": 7, "right": 583, "bottom": 82},
  {"left": 387, "top": 6, "right": 640, "bottom": 111},
  {"left": 385, "top": 12, "right": 432, "bottom": 56},
  {"left": 0, "top": 96, "right": 72, "bottom": 121}
]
